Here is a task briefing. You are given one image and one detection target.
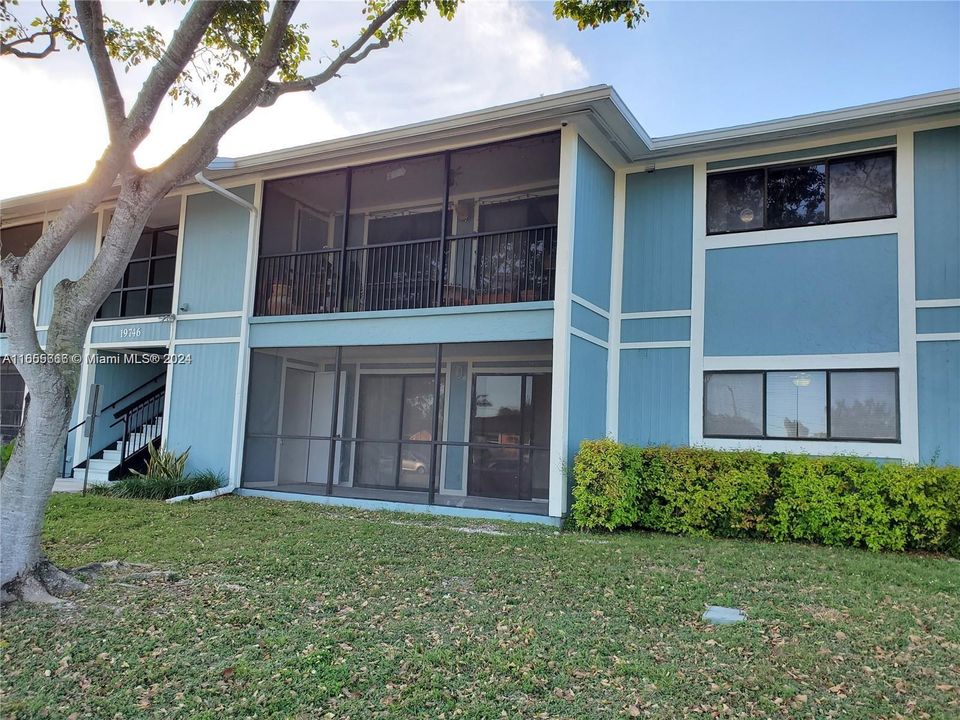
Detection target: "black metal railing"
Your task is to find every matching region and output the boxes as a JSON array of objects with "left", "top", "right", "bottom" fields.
[
  {"left": 61, "top": 371, "right": 166, "bottom": 478},
  {"left": 254, "top": 225, "right": 557, "bottom": 316},
  {"left": 110, "top": 386, "right": 165, "bottom": 476}
]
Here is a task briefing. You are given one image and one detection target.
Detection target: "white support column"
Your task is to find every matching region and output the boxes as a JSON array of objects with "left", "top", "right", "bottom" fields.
[
  {"left": 228, "top": 180, "right": 264, "bottom": 489},
  {"left": 606, "top": 169, "right": 627, "bottom": 438},
  {"left": 548, "top": 124, "right": 579, "bottom": 517},
  {"left": 159, "top": 194, "right": 189, "bottom": 448},
  {"left": 896, "top": 129, "right": 920, "bottom": 463},
  {"left": 688, "top": 161, "right": 708, "bottom": 446}
]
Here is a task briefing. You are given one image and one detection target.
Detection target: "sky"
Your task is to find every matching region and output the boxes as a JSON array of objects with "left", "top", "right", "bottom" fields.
[{"left": 0, "top": 0, "right": 958, "bottom": 199}]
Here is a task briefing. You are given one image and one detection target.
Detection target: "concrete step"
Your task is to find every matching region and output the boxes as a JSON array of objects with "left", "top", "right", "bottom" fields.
[
  {"left": 78, "top": 468, "right": 111, "bottom": 485},
  {"left": 101, "top": 450, "right": 121, "bottom": 461},
  {"left": 87, "top": 458, "right": 118, "bottom": 473}
]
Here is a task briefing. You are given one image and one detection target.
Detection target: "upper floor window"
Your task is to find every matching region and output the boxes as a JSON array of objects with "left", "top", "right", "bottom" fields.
[
  {"left": 0, "top": 222, "right": 43, "bottom": 333},
  {"left": 706, "top": 150, "right": 895, "bottom": 234},
  {"left": 98, "top": 226, "right": 177, "bottom": 319},
  {"left": 1, "top": 222, "right": 43, "bottom": 258}
]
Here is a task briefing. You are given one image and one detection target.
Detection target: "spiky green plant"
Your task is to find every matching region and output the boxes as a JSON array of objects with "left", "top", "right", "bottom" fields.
[{"left": 132, "top": 444, "right": 191, "bottom": 482}]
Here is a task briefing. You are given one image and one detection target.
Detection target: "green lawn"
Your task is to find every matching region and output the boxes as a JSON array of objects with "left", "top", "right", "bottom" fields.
[{"left": 3, "top": 495, "right": 959, "bottom": 719}]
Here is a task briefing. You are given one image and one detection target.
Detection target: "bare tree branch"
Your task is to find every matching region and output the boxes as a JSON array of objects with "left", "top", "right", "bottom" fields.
[
  {"left": 124, "top": 0, "right": 227, "bottom": 142},
  {"left": 263, "top": 0, "right": 403, "bottom": 102},
  {"left": 74, "top": 1, "right": 126, "bottom": 138},
  {"left": 0, "top": 31, "right": 59, "bottom": 58}
]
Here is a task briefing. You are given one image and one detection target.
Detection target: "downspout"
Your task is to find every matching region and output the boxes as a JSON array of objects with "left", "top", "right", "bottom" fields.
[
  {"left": 194, "top": 172, "right": 257, "bottom": 214},
  {"left": 166, "top": 172, "right": 258, "bottom": 502}
]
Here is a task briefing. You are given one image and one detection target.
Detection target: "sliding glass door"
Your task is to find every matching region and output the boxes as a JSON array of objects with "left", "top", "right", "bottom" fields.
[
  {"left": 468, "top": 373, "right": 551, "bottom": 500},
  {"left": 355, "top": 373, "right": 444, "bottom": 490}
]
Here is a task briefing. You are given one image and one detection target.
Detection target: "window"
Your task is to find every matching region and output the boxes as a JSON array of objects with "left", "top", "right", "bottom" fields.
[
  {"left": 98, "top": 227, "right": 177, "bottom": 319},
  {"left": 0, "top": 357, "right": 26, "bottom": 444},
  {"left": 704, "top": 369, "right": 899, "bottom": 441},
  {"left": 829, "top": 370, "right": 899, "bottom": 440},
  {"left": 706, "top": 150, "right": 895, "bottom": 234}
]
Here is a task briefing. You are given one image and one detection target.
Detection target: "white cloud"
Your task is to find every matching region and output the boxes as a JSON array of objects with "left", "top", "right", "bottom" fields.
[{"left": 0, "top": 1, "right": 588, "bottom": 199}]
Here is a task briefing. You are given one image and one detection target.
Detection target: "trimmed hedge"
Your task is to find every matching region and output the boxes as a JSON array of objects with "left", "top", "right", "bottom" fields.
[{"left": 571, "top": 439, "right": 960, "bottom": 555}]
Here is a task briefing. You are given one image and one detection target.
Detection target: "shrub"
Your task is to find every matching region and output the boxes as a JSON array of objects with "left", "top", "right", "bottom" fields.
[
  {"left": 571, "top": 442, "right": 960, "bottom": 555},
  {"left": 90, "top": 470, "right": 224, "bottom": 500},
  {"left": 570, "top": 439, "right": 635, "bottom": 530}
]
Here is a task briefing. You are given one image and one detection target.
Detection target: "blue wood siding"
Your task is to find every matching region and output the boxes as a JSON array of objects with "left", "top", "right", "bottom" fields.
[
  {"left": 707, "top": 136, "right": 896, "bottom": 171},
  {"left": 704, "top": 235, "right": 899, "bottom": 356},
  {"left": 618, "top": 347, "right": 689, "bottom": 446},
  {"left": 572, "top": 139, "right": 614, "bottom": 311},
  {"left": 177, "top": 186, "right": 254, "bottom": 314},
  {"left": 166, "top": 342, "right": 240, "bottom": 475},
  {"left": 175, "top": 316, "right": 242, "bottom": 340},
  {"left": 622, "top": 167, "right": 693, "bottom": 313},
  {"left": 90, "top": 321, "right": 171, "bottom": 345},
  {"left": 621, "top": 316, "right": 690, "bottom": 343},
  {"left": 916, "top": 306, "right": 960, "bottom": 335},
  {"left": 567, "top": 336, "right": 607, "bottom": 463},
  {"left": 915, "top": 126, "right": 960, "bottom": 301},
  {"left": 249, "top": 305, "right": 553, "bottom": 348},
  {"left": 571, "top": 302, "right": 609, "bottom": 341},
  {"left": 37, "top": 215, "right": 97, "bottom": 327},
  {"left": 917, "top": 340, "right": 960, "bottom": 466}
]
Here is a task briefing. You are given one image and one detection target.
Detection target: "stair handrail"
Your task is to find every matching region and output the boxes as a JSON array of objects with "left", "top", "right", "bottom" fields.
[
  {"left": 59, "top": 371, "right": 167, "bottom": 477},
  {"left": 109, "top": 385, "right": 166, "bottom": 425}
]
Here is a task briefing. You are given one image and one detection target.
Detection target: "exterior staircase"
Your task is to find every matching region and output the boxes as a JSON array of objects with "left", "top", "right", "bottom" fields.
[
  {"left": 62, "top": 373, "right": 167, "bottom": 483},
  {"left": 79, "top": 416, "right": 163, "bottom": 484}
]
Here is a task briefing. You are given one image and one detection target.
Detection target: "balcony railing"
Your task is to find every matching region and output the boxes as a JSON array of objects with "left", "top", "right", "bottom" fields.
[{"left": 254, "top": 225, "right": 557, "bottom": 317}]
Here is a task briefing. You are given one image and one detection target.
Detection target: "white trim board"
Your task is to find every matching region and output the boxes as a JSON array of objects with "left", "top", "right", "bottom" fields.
[
  {"left": 621, "top": 341, "right": 691, "bottom": 350},
  {"left": 699, "top": 437, "right": 909, "bottom": 461},
  {"left": 702, "top": 218, "right": 898, "bottom": 251},
  {"left": 547, "top": 124, "right": 578, "bottom": 518},
  {"left": 916, "top": 333, "right": 960, "bottom": 342},
  {"left": 702, "top": 353, "right": 901, "bottom": 370},
  {"left": 620, "top": 309, "right": 692, "bottom": 320},
  {"left": 916, "top": 299, "right": 960, "bottom": 309},
  {"left": 569, "top": 327, "right": 609, "bottom": 349},
  {"left": 570, "top": 294, "right": 610, "bottom": 319},
  {"left": 894, "top": 128, "right": 920, "bottom": 463},
  {"left": 606, "top": 168, "right": 626, "bottom": 437}
]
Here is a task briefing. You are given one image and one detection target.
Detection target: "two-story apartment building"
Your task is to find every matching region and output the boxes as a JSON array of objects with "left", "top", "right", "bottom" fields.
[{"left": 2, "top": 85, "right": 958, "bottom": 523}]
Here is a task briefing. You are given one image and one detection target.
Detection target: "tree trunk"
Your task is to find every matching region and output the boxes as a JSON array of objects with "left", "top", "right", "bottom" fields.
[
  {"left": 0, "top": 185, "right": 160, "bottom": 603},
  {"left": 0, "top": 371, "right": 88, "bottom": 603}
]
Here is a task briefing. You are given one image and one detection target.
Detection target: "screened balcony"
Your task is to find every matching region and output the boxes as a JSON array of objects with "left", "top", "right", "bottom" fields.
[{"left": 254, "top": 133, "right": 560, "bottom": 316}]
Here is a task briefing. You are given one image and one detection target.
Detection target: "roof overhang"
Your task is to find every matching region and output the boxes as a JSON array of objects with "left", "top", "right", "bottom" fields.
[{"left": 3, "top": 84, "right": 959, "bottom": 221}]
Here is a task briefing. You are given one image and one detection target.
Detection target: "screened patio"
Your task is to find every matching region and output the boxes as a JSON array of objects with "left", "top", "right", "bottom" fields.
[{"left": 241, "top": 340, "right": 552, "bottom": 514}]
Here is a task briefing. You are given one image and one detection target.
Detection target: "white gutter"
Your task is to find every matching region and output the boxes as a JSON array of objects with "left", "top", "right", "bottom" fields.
[{"left": 193, "top": 172, "right": 259, "bottom": 494}]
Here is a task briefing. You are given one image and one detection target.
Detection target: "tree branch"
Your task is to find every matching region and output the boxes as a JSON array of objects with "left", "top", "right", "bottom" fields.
[
  {"left": 147, "top": 0, "right": 301, "bottom": 190},
  {"left": 74, "top": 1, "right": 126, "bottom": 139},
  {"left": 263, "top": 0, "right": 403, "bottom": 101},
  {"left": 124, "top": 0, "right": 227, "bottom": 142},
  {"left": 0, "top": 31, "right": 58, "bottom": 58}
]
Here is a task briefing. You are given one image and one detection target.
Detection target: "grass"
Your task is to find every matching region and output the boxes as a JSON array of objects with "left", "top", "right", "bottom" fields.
[{"left": 2, "top": 495, "right": 959, "bottom": 719}]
